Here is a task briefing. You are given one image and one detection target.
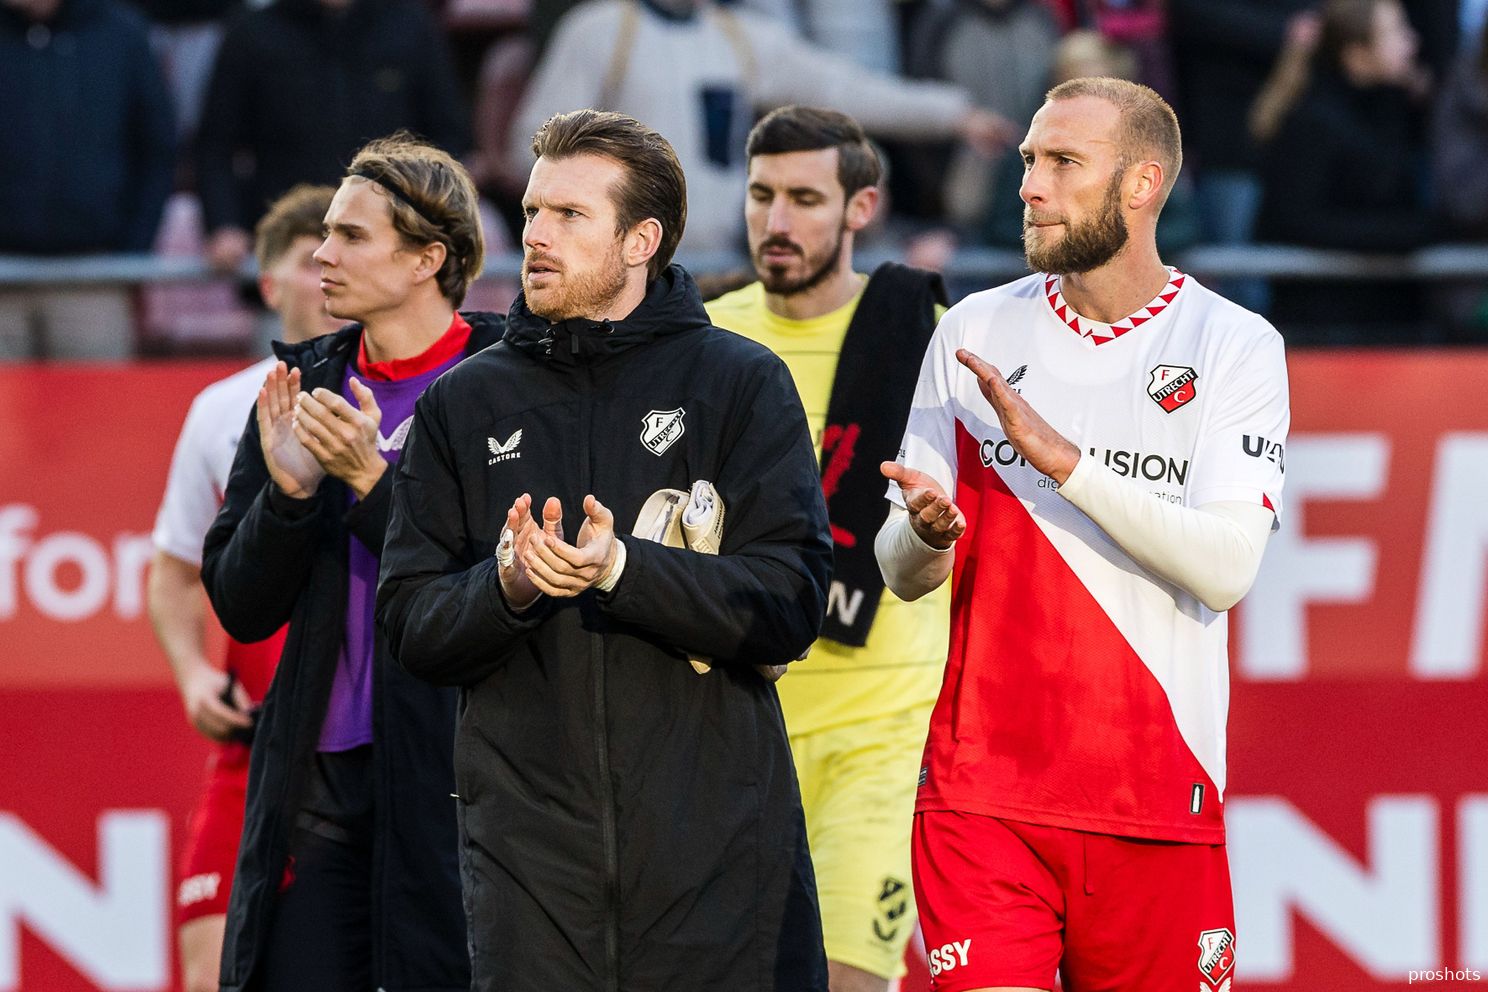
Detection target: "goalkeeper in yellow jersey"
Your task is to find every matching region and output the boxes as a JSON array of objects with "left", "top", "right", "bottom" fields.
[{"left": 706, "top": 105, "right": 949, "bottom": 992}]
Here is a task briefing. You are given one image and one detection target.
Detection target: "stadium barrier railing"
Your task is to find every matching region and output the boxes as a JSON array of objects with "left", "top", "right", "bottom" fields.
[{"left": 6, "top": 244, "right": 1488, "bottom": 287}]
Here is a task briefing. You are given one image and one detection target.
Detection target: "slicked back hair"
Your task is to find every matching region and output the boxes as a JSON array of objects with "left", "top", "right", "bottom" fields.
[
  {"left": 530, "top": 109, "right": 687, "bottom": 280},
  {"left": 345, "top": 132, "right": 485, "bottom": 306},
  {"left": 1046, "top": 76, "right": 1183, "bottom": 208},
  {"left": 745, "top": 105, "right": 883, "bottom": 198}
]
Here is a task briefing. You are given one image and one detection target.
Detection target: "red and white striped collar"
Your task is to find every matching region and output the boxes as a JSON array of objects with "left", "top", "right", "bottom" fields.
[{"left": 1043, "top": 267, "right": 1186, "bottom": 345}]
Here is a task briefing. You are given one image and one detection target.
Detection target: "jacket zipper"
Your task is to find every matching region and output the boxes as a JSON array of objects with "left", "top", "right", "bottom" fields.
[
  {"left": 254, "top": 347, "right": 342, "bottom": 985},
  {"left": 580, "top": 355, "right": 622, "bottom": 992}
]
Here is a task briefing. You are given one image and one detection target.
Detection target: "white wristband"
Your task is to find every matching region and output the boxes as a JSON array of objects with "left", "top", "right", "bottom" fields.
[
  {"left": 596, "top": 537, "right": 627, "bottom": 593},
  {"left": 874, "top": 506, "right": 953, "bottom": 602}
]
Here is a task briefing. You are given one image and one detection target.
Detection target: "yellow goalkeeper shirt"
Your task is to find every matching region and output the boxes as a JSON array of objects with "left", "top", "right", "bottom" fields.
[{"left": 707, "top": 279, "right": 950, "bottom": 736}]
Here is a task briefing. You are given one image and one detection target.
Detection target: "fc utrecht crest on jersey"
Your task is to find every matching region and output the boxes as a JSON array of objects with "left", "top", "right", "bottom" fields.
[
  {"left": 1197, "top": 928, "right": 1235, "bottom": 986},
  {"left": 1148, "top": 364, "right": 1198, "bottom": 413},
  {"left": 641, "top": 409, "right": 685, "bottom": 456}
]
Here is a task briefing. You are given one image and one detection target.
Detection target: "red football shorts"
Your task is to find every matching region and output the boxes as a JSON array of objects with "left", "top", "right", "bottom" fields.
[
  {"left": 912, "top": 810, "right": 1236, "bottom": 992},
  {"left": 175, "top": 742, "right": 251, "bottom": 927}
]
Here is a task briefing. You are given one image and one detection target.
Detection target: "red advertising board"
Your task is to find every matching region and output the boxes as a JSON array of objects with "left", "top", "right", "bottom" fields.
[
  {"left": 1, "top": 363, "right": 238, "bottom": 992},
  {"left": 1224, "top": 352, "right": 1488, "bottom": 992},
  {"left": 0, "top": 364, "right": 242, "bottom": 689},
  {"left": 1, "top": 354, "right": 1484, "bottom": 991}
]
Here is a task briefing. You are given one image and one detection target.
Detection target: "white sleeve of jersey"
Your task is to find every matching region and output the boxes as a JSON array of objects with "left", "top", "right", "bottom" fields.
[
  {"left": 874, "top": 505, "right": 954, "bottom": 601},
  {"left": 886, "top": 313, "right": 962, "bottom": 508},
  {"left": 1059, "top": 453, "right": 1275, "bottom": 612},
  {"left": 1186, "top": 328, "right": 1290, "bottom": 519},
  {"left": 151, "top": 392, "right": 227, "bottom": 567}
]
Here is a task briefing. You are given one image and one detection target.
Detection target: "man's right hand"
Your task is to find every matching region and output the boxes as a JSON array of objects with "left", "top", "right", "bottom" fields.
[
  {"left": 880, "top": 462, "right": 967, "bottom": 550},
  {"left": 258, "top": 361, "right": 326, "bottom": 500},
  {"left": 497, "top": 493, "right": 558, "bottom": 611},
  {"left": 179, "top": 661, "right": 253, "bottom": 743}
]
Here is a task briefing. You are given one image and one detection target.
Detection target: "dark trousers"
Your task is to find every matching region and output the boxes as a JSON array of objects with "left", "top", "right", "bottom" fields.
[{"left": 257, "top": 746, "right": 374, "bottom": 992}]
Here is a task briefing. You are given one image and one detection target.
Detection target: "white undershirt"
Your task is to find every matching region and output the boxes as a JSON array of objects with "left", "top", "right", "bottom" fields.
[{"left": 876, "top": 452, "right": 1274, "bottom": 613}]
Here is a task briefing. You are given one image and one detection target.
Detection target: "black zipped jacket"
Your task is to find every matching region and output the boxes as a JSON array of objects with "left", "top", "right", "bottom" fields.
[
  {"left": 202, "top": 314, "right": 503, "bottom": 992},
  {"left": 195, "top": 0, "right": 470, "bottom": 234},
  {"left": 0, "top": 0, "right": 175, "bottom": 253},
  {"left": 377, "top": 266, "right": 832, "bottom": 991}
]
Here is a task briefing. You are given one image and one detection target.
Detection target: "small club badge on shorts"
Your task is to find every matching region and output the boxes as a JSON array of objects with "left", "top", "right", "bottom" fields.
[
  {"left": 641, "top": 408, "right": 685, "bottom": 456},
  {"left": 1197, "top": 927, "right": 1236, "bottom": 989},
  {"left": 1148, "top": 364, "right": 1198, "bottom": 413}
]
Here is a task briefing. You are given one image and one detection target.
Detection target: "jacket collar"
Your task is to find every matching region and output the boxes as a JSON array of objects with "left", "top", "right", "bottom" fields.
[
  {"left": 272, "top": 310, "right": 505, "bottom": 375},
  {"left": 502, "top": 264, "right": 712, "bottom": 366}
]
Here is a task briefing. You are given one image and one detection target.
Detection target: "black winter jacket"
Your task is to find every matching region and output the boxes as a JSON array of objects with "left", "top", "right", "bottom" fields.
[
  {"left": 0, "top": 0, "right": 175, "bottom": 253},
  {"left": 1169, "top": 0, "right": 1313, "bottom": 172},
  {"left": 1257, "top": 70, "right": 1440, "bottom": 335},
  {"left": 378, "top": 267, "right": 832, "bottom": 991},
  {"left": 1258, "top": 70, "right": 1437, "bottom": 253},
  {"left": 202, "top": 314, "right": 503, "bottom": 992},
  {"left": 1434, "top": 49, "right": 1488, "bottom": 237},
  {"left": 195, "top": 0, "right": 470, "bottom": 234}
]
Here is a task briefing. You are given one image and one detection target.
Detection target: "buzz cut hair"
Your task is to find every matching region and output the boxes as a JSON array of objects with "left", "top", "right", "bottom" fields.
[
  {"left": 254, "top": 184, "right": 337, "bottom": 271},
  {"left": 1046, "top": 76, "right": 1183, "bottom": 206}
]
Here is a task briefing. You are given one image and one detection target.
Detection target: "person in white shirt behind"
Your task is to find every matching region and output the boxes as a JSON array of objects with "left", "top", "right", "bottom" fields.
[
  {"left": 509, "top": 0, "right": 1019, "bottom": 253},
  {"left": 147, "top": 184, "right": 340, "bottom": 992}
]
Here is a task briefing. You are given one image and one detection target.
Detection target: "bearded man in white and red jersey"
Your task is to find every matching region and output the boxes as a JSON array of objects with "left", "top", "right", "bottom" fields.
[{"left": 876, "top": 76, "right": 1288, "bottom": 992}]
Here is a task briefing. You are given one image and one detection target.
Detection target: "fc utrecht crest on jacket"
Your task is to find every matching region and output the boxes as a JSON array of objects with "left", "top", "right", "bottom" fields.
[{"left": 642, "top": 408, "right": 685, "bottom": 456}]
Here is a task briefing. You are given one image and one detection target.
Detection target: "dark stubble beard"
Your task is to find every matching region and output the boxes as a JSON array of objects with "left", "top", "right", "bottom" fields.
[
  {"left": 1023, "top": 167, "right": 1130, "bottom": 275},
  {"left": 756, "top": 223, "right": 845, "bottom": 297},
  {"left": 525, "top": 238, "right": 630, "bottom": 322}
]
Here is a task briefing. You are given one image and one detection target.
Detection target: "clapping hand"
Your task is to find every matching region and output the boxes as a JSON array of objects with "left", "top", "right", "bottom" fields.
[
  {"left": 257, "top": 362, "right": 326, "bottom": 499},
  {"left": 293, "top": 378, "right": 386, "bottom": 500},
  {"left": 879, "top": 462, "right": 966, "bottom": 550},
  {"left": 522, "top": 495, "right": 619, "bottom": 598},
  {"left": 956, "top": 349, "right": 1079, "bottom": 484},
  {"left": 497, "top": 493, "right": 550, "bottom": 610}
]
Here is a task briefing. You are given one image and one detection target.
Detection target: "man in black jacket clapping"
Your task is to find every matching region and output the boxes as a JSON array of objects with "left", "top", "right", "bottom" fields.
[
  {"left": 378, "top": 109, "right": 833, "bottom": 992},
  {"left": 203, "top": 135, "right": 494, "bottom": 992}
]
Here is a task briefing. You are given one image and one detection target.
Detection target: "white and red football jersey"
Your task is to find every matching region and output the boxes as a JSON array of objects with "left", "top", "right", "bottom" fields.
[
  {"left": 153, "top": 357, "right": 285, "bottom": 701},
  {"left": 891, "top": 269, "right": 1288, "bottom": 843},
  {"left": 153, "top": 357, "right": 273, "bottom": 567}
]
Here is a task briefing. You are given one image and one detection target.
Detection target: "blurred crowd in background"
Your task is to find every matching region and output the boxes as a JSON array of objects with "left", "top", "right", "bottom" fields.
[{"left": 2, "top": 0, "right": 1485, "bottom": 356}]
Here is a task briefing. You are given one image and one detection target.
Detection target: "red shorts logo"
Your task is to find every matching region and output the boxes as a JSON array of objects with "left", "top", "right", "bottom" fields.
[
  {"left": 1148, "top": 364, "right": 1198, "bottom": 413},
  {"left": 1197, "top": 927, "right": 1235, "bottom": 986}
]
